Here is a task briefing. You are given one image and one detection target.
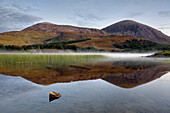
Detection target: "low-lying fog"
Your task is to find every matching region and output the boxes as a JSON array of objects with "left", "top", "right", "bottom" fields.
[{"left": 0, "top": 52, "right": 154, "bottom": 58}]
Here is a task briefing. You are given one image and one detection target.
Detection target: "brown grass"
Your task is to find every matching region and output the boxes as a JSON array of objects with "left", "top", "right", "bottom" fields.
[
  {"left": 72, "top": 35, "right": 144, "bottom": 50},
  {"left": 0, "top": 31, "right": 58, "bottom": 46},
  {"left": 0, "top": 31, "right": 146, "bottom": 50}
]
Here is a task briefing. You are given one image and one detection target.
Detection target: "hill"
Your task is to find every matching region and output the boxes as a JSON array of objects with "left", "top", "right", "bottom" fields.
[
  {"left": 71, "top": 35, "right": 140, "bottom": 51},
  {"left": 0, "top": 31, "right": 58, "bottom": 46},
  {"left": 0, "top": 30, "right": 168, "bottom": 51},
  {"left": 23, "top": 22, "right": 108, "bottom": 35},
  {"left": 0, "top": 21, "right": 169, "bottom": 51},
  {"left": 102, "top": 20, "right": 170, "bottom": 44},
  {"left": 0, "top": 29, "right": 141, "bottom": 50},
  {"left": 39, "top": 32, "right": 143, "bottom": 51}
]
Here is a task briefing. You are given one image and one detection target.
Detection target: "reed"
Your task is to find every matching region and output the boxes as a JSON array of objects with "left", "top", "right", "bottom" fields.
[{"left": 0, "top": 53, "right": 105, "bottom": 67}]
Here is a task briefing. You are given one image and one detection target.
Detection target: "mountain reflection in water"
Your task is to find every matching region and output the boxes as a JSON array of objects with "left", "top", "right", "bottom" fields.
[{"left": 0, "top": 57, "right": 169, "bottom": 88}]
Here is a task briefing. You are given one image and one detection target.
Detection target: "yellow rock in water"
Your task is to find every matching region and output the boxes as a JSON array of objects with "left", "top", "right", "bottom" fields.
[{"left": 49, "top": 91, "right": 62, "bottom": 102}]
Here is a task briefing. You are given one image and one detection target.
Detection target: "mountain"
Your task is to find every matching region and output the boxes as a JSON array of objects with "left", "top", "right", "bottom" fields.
[
  {"left": 102, "top": 20, "right": 170, "bottom": 44},
  {"left": 23, "top": 22, "right": 108, "bottom": 35},
  {"left": 0, "top": 21, "right": 169, "bottom": 51}
]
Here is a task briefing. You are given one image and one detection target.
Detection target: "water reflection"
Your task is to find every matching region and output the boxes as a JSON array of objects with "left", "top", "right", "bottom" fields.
[
  {"left": 0, "top": 55, "right": 170, "bottom": 113},
  {"left": 0, "top": 56, "right": 169, "bottom": 88},
  {"left": 103, "top": 65, "right": 170, "bottom": 88}
]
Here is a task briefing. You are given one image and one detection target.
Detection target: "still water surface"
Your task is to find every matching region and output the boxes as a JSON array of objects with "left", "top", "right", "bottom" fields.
[{"left": 0, "top": 53, "right": 170, "bottom": 113}]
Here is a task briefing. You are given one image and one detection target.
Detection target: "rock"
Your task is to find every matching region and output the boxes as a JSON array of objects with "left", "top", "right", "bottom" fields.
[
  {"left": 49, "top": 91, "right": 62, "bottom": 102},
  {"left": 49, "top": 91, "right": 62, "bottom": 98}
]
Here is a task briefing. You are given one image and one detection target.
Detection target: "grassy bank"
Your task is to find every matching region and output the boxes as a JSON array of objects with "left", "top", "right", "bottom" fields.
[
  {"left": 0, "top": 54, "right": 105, "bottom": 66},
  {"left": 153, "top": 51, "right": 170, "bottom": 57}
]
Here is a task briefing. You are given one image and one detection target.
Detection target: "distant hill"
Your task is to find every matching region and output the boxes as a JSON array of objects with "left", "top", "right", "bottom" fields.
[
  {"left": 0, "top": 31, "right": 58, "bottom": 46},
  {"left": 0, "top": 30, "right": 168, "bottom": 51},
  {"left": 23, "top": 22, "right": 108, "bottom": 35},
  {"left": 0, "top": 21, "right": 169, "bottom": 51},
  {"left": 0, "top": 30, "right": 142, "bottom": 50},
  {"left": 102, "top": 20, "right": 170, "bottom": 44}
]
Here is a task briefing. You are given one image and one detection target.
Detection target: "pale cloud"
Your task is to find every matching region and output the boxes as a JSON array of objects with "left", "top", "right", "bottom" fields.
[{"left": 0, "top": 6, "right": 42, "bottom": 32}]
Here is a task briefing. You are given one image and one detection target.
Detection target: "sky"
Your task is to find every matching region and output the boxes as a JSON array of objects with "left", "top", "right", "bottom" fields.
[{"left": 0, "top": 0, "right": 170, "bottom": 36}]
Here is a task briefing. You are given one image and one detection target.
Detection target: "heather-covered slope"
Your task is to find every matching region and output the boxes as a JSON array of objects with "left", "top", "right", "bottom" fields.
[
  {"left": 0, "top": 31, "right": 58, "bottom": 46},
  {"left": 72, "top": 35, "right": 141, "bottom": 50},
  {"left": 102, "top": 20, "right": 170, "bottom": 44},
  {"left": 23, "top": 22, "right": 108, "bottom": 35},
  {"left": 0, "top": 30, "right": 142, "bottom": 50},
  {"left": 0, "top": 30, "right": 167, "bottom": 51}
]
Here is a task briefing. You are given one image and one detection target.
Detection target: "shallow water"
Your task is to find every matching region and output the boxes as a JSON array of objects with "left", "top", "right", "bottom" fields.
[{"left": 0, "top": 53, "right": 170, "bottom": 113}]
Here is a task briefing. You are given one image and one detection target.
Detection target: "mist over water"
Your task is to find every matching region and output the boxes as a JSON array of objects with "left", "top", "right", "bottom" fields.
[
  {"left": 101, "top": 52, "right": 154, "bottom": 58},
  {"left": 0, "top": 52, "right": 154, "bottom": 57}
]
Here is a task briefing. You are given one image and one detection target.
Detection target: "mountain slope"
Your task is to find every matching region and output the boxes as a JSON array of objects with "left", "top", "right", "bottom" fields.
[
  {"left": 23, "top": 22, "right": 108, "bottom": 35},
  {"left": 72, "top": 35, "right": 141, "bottom": 50},
  {"left": 0, "top": 30, "right": 166, "bottom": 51},
  {"left": 0, "top": 30, "right": 143, "bottom": 50},
  {"left": 0, "top": 31, "right": 58, "bottom": 46},
  {"left": 102, "top": 20, "right": 170, "bottom": 44}
]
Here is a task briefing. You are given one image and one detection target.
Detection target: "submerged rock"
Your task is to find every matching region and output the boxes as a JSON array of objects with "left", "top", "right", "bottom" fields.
[{"left": 49, "top": 91, "right": 62, "bottom": 102}]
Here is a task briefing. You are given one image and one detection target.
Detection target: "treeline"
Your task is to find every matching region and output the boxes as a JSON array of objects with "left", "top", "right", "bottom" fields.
[
  {"left": 0, "top": 44, "right": 24, "bottom": 50},
  {"left": 0, "top": 38, "right": 105, "bottom": 52},
  {"left": 32, "top": 44, "right": 105, "bottom": 52},
  {"left": 0, "top": 38, "right": 91, "bottom": 51},
  {"left": 0, "top": 43, "right": 80, "bottom": 51},
  {"left": 113, "top": 39, "right": 170, "bottom": 50},
  {"left": 1, "top": 44, "right": 104, "bottom": 52},
  {"left": 32, "top": 44, "right": 79, "bottom": 50},
  {"left": 50, "top": 38, "right": 91, "bottom": 44}
]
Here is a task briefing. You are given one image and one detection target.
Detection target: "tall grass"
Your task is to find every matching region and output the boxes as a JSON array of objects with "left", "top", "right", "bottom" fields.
[{"left": 0, "top": 54, "right": 106, "bottom": 67}]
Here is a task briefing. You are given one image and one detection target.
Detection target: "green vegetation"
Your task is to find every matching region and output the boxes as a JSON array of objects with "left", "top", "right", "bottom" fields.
[
  {"left": 113, "top": 39, "right": 170, "bottom": 51},
  {"left": 154, "top": 51, "right": 170, "bottom": 57},
  {"left": 0, "top": 54, "right": 105, "bottom": 66},
  {"left": 77, "top": 46, "right": 98, "bottom": 51},
  {"left": 0, "top": 44, "right": 5, "bottom": 50},
  {"left": 0, "top": 43, "right": 104, "bottom": 52},
  {"left": 33, "top": 43, "right": 79, "bottom": 50},
  {"left": 50, "top": 38, "right": 91, "bottom": 44},
  {"left": 31, "top": 38, "right": 93, "bottom": 51},
  {"left": 0, "top": 38, "right": 105, "bottom": 52},
  {"left": 0, "top": 31, "right": 169, "bottom": 52}
]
